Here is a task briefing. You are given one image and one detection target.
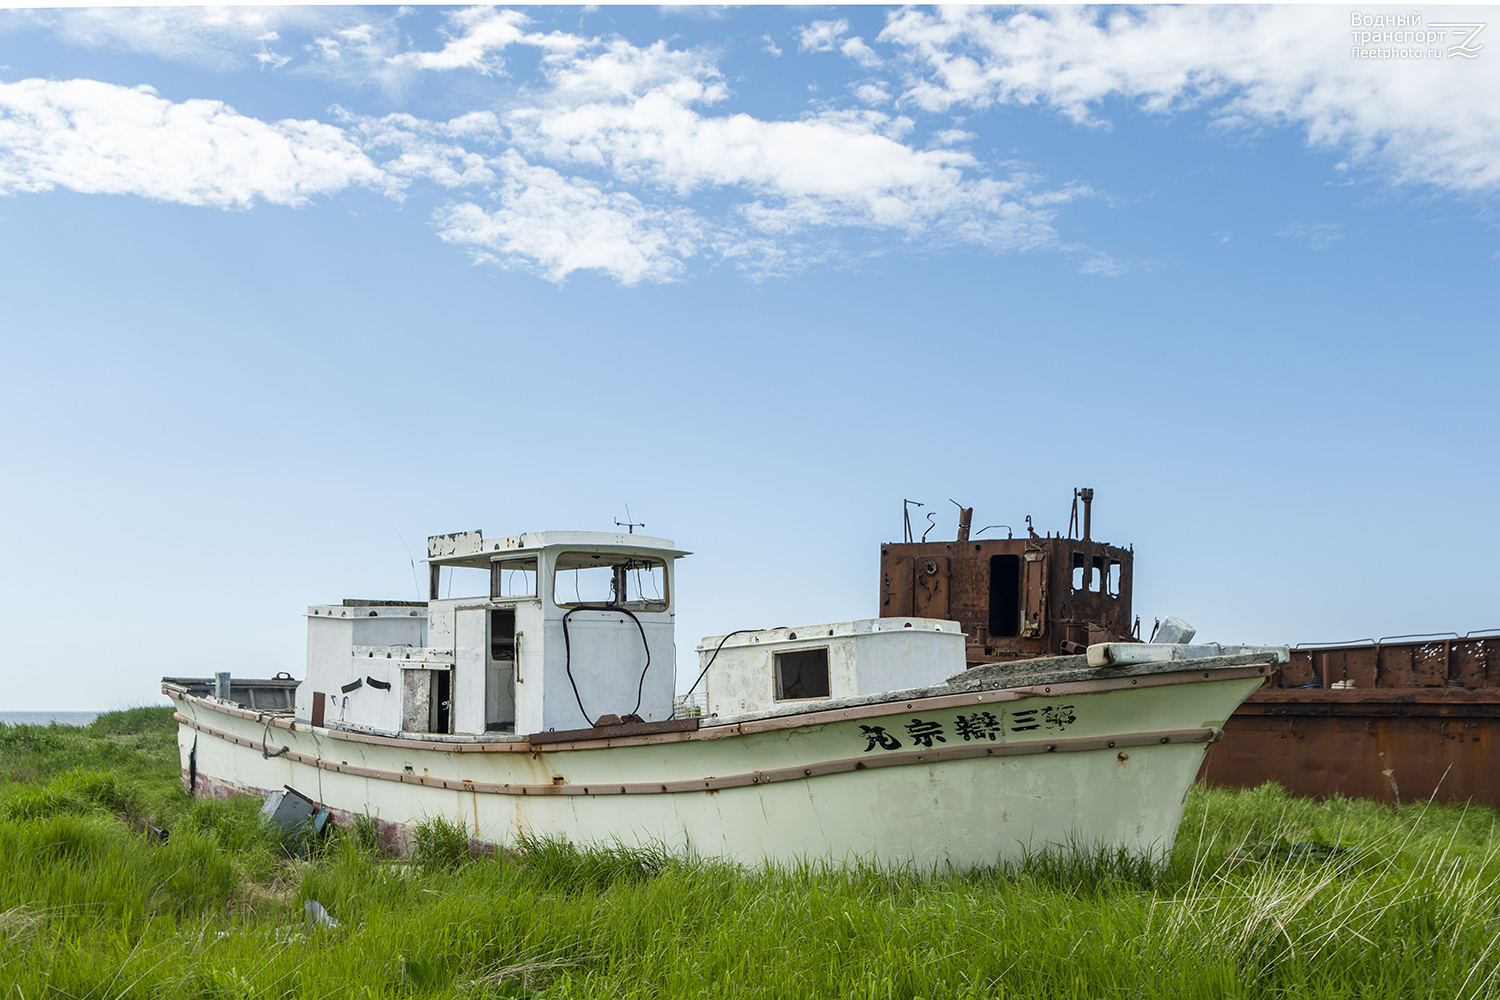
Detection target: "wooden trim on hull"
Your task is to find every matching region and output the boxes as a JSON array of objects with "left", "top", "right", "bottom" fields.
[
  {"left": 165, "top": 662, "right": 1265, "bottom": 753},
  {"left": 175, "top": 711, "right": 1216, "bottom": 797}
]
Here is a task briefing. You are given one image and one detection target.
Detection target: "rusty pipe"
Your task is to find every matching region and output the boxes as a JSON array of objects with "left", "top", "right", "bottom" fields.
[
  {"left": 953, "top": 501, "right": 973, "bottom": 543},
  {"left": 1080, "top": 488, "right": 1094, "bottom": 541}
]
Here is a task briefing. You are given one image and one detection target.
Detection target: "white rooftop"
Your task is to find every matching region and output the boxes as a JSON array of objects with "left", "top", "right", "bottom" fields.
[{"left": 426, "top": 529, "right": 689, "bottom": 566}]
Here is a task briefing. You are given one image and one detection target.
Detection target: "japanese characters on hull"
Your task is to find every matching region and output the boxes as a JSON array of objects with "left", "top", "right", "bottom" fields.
[{"left": 858, "top": 704, "right": 1079, "bottom": 753}]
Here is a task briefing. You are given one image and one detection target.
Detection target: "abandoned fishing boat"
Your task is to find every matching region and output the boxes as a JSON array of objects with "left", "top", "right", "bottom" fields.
[{"left": 164, "top": 523, "right": 1286, "bottom": 867}]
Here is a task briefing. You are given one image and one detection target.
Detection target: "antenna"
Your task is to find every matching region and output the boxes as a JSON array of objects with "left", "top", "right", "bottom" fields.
[
  {"left": 903, "top": 499, "right": 924, "bottom": 544},
  {"left": 393, "top": 528, "right": 422, "bottom": 602},
  {"left": 615, "top": 504, "right": 644, "bottom": 535}
]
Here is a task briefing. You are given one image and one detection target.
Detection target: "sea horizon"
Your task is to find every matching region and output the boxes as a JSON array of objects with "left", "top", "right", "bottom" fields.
[{"left": 0, "top": 711, "right": 102, "bottom": 727}]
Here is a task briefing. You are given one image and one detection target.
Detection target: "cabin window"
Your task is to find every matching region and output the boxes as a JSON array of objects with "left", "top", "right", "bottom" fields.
[
  {"left": 988, "top": 554, "right": 1021, "bottom": 638},
  {"left": 774, "top": 648, "right": 831, "bottom": 701},
  {"left": 1089, "top": 556, "right": 1103, "bottom": 593},
  {"left": 491, "top": 557, "right": 537, "bottom": 599},
  {"left": 1105, "top": 560, "right": 1121, "bottom": 598},
  {"left": 435, "top": 565, "right": 489, "bottom": 599},
  {"left": 1071, "top": 552, "right": 1087, "bottom": 592},
  {"left": 490, "top": 608, "right": 516, "bottom": 660},
  {"left": 552, "top": 552, "right": 668, "bottom": 611}
]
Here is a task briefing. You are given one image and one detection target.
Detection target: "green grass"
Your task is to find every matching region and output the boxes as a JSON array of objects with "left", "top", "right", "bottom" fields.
[{"left": 3, "top": 708, "right": 1500, "bottom": 998}]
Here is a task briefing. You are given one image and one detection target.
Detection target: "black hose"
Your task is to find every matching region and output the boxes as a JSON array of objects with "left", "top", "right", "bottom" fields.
[
  {"left": 561, "top": 605, "right": 650, "bottom": 728},
  {"left": 674, "top": 629, "right": 763, "bottom": 717}
]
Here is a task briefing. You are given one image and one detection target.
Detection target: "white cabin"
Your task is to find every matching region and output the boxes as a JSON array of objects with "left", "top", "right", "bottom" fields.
[
  {"left": 296, "top": 529, "right": 688, "bottom": 737},
  {"left": 698, "top": 619, "right": 966, "bottom": 719}
]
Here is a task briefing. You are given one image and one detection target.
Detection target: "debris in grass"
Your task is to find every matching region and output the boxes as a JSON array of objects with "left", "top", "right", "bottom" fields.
[
  {"left": 303, "top": 900, "right": 340, "bottom": 929},
  {"left": 259, "top": 785, "right": 330, "bottom": 836},
  {"left": 1231, "top": 831, "right": 1353, "bottom": 864},
  {"left": 269, "top": 900, "right": 341, "bottom": 944},
  {"left": 0, "top": 904, "right": 45, "bottom": 942},
  {"left": 459, "top": 951, "right": 598, "bottom": 991}
]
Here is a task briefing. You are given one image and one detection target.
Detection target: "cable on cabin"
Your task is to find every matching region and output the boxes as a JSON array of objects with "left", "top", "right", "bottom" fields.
[
  {"left": 674, "top": 629, "right": 765, "bottom": 718},
  {"left": 561, "top": 604, "right": 650, "bottom": 728}
]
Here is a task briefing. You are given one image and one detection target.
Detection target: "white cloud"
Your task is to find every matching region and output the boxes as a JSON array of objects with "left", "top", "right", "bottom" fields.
[
  {"left": 798, "top": 20, "right": 848, "bottom": 54},
  {"left": 1077, "top": 251, "right": 1129, "bottom": 277},
  {"left": 433, "top": 151, "right": 699, "bottom": 285},
  {"left": 538, "top": 36, "right": 726, "bottom": 105},
  {"left": 392, "top": 7, "right": 531, "bottom": 74},
  {"left": 1277, "top": 222, "right": 1343, "bottom": 249},
  {"left": 0, "top": 78, "right": 383, "bottom": 208},
  {"left": 0, "top": 15, "right": 1119, "bottom": 285},
  {"left": 504, "top": 39, "right": 1067, "bottom": 252},
  {"left": 799, "top": 20, "right": 879, "bottom": 68},
  {"left": 930, "top": 128, "right": 974, "bottom": 147},
  {"left": 350, "top": 111, "right": 503, "bottom": 190},
  {"left": 27, "top": 7, "right": 316, "bottom": 71},
  {"left": 761, "top": 34, "right": 783, "bottom": 58},
  {"left": 879, "top": 6, "right": 1500, "bottom": 193},
  {"left": 840, "top": 37, "right": 881, "bottom": 69}
]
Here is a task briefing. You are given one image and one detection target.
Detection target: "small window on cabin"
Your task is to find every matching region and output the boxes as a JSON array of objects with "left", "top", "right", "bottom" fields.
[
  {"left": 1089, "top": 556, "right": 1103, "bottom": 593},
  {"left": 436, "top": 565, "right": 490, "bottom": 599},
  {"left": 1071, "top": 552, "right": 1086, "bottom": 592},
  {"left": 1105, "top": 560, "right": 1121, "bottom": 598},
  {"left": 774, "top": 649, "right": 831, "bottom": 701},
  {"left": 491, "top": 557, "right": 537, "bottom": 600},
  {"left": 552, "top": 552, "right": 668, "bottom": 611}
]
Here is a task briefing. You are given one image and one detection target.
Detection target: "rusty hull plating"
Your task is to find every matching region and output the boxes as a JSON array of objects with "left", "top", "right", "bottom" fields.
[{"left": 1198, "top": 633, "right": 1500, "bottom": 807}]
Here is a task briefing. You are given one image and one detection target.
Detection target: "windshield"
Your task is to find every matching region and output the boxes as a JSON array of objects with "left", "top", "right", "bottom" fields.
[{"left": 552, "top": 552, "right": 668, "bottom": 611}]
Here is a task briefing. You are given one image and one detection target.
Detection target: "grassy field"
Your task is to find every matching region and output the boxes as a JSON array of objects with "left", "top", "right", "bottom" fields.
[{"left": 3, "top": 708, "right": 1499, "bottom": 999}]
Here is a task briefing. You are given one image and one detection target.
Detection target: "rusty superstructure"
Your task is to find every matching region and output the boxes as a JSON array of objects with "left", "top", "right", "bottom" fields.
[{"left": 880, "top": 491, "right": 1137, "bottom": 665}]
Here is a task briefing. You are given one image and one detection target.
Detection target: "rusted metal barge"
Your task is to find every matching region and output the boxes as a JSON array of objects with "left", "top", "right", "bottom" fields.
[
  {"left": 883, "top": 493, "right": 1500, "bottom": 809},
  {"left": 1197, "top": 634, "right": 1500, "bottom": 807}
]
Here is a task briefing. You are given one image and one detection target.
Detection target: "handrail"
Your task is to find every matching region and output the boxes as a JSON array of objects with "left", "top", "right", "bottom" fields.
[{"left": 1294, "top": 632, "right": 1475, "bottom": 650}]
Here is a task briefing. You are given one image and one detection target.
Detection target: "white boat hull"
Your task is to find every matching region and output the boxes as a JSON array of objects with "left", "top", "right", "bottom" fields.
[{"left": 168, "top": 665, "right": 1267, "bottom": 868}]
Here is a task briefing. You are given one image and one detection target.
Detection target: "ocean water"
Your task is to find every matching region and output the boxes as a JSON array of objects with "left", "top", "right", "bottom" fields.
[{"left": 0, "top": 711, "right": 100, "bottom": 727}]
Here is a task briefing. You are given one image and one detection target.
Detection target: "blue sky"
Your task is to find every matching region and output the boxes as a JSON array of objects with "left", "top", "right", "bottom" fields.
[{"left": 1, "top": 4, "right": 1497, "bottom": 711}]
